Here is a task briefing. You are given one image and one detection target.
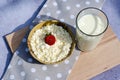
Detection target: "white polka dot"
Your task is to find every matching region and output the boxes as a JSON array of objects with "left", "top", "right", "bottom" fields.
[
  {"left": 8, "top": 65, "right": 12, "bottom": 69},
  {"left": 56, "top": 10, "right": 61, "bottom": 14},
  {"left": 73, "top": 25, "right": 76, "bottom": 28},
  {"left": 45, "top": 76, "right": 51, "bottom": 80},
  {"left": 53, "top": 2, "right": 57, "bottom": 6},
  {"left": 20, "top": 71, "right": 26, "bottom": 76},
  {"left": 57, "top": 73, "right": 62, "bottom": 78},
  {"left": 32, "top": 20, "right": 36, "bottom": 23},
  {"left": 22, "top": 38, "right": 26, "bottom": 42},
  {"left": 25, "top": 48, "right": 29, "bottom": 52},
  {"left": 27, "top": 58, "right": 33, "bottom": 62},
  {"left": 42, "top": 66, "right": 47, "bottom": 71},
  {"left": 62, "top": 0, "right": 67, "bottom": 2},
  {"left": 95, "top": 0, "right": 100, "bottom": 3},
  {"left": 99, "top": 7, "right": 102, "bottom": 9},
  {"left": 66, "top": 6, "right": 71, "bottom": 10},
  {"left": 75, "top": 56, "right": 79, "bottom": 60},
  {"left": 39, "top": 20, "right": 43, "bottom": 23},
  {"left": 64, "top": 59, "right": 69, "bottom": 64},
  {"left": 17, "top": 60, "right": 22, "bottom": 65},
  {"left": 15, "top": 51, "right": 19, "bottom": 55},
  {"left": 85, "top": 1, "right": 90, "bottom": 5},
  {"left": 60, "top": 19, "right": 64, "bottom": 22},
  {"left": 44, "top": 4, "right": 47, "bottom": 8},
  {"left": 31, "top": 68, "right": 36, "bottom": 73},
  {"left": 37, "top": 15, "right": 41, "bottom": 18},
  {"left": 76, "top": 4, "right": 80, "bottom": 8},
  {"left": 35, "top": 78, "right": 39, "bottom": 80},
  {"left": 68, "top": 69, "right": 71, "bottom": 74},
  {"left": 53, "top": 64, "right": 59, "bottom": 67},
  {"left": 46, "top": 12, "right": 51, "bottom": 16},
  {"left": 70, "top": 15, "right": 75, "bottom": 19},
  {"left": 10, "top": 75, "right": 15, "bottom": 79}
]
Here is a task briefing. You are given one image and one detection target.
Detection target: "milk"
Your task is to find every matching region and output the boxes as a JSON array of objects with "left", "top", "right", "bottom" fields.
[{"left": 76, "top": 14, "right": 106, "bottom": 51}]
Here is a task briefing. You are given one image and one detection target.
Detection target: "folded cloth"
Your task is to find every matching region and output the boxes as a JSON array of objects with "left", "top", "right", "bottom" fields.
[
  {"left": 2, "top": 0, "right": 104, "bottom": 80},
  {"left": 0, "top": 0, "right": 44, "bottom": 78}
]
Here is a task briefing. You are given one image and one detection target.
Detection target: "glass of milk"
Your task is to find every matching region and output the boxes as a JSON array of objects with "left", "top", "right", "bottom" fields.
[{"left": 76, "top": 7, "right": 109, "bottom": 51}]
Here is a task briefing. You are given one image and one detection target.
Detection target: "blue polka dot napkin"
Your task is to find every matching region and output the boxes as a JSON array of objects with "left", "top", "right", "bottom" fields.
[{"left": 2, "top": 0, "right": 104, "bottom": 80}]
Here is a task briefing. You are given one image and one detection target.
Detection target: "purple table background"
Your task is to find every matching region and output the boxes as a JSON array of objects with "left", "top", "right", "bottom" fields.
[
  {"left": 0, "top": 0, "right": 120, "bottom": 80},
  {"left": 91, "top": 0, "right": 120, "bottom": 80}
]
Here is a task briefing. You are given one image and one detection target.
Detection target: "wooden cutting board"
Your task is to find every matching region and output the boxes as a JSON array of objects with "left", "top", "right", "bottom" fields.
[{"left": 5, "top": 26, "right": 120, "bottom": 80}]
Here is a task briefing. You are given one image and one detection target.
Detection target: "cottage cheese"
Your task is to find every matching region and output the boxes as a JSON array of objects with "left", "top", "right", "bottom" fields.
[{"left": 30, "top": 24, "right": 72, "bottom": 63}]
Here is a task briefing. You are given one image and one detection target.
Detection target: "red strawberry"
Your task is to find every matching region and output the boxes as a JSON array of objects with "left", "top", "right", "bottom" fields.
[{"left": 45, "top": 34, "right": 56, "bottom": 46}]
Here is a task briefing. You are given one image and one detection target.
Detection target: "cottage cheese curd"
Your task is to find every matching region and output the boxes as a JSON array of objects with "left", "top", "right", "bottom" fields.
[{"left": 30, "top": 24, "right": 72, "bottom": 63}]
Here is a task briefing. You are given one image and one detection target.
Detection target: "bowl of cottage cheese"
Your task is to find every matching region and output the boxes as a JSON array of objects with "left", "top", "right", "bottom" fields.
[{"left": 27, "top": 20, "right": 75, "bottom": 64}]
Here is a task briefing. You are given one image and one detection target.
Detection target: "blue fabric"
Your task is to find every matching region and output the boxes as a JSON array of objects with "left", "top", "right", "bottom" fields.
[
  {"left": 0, "top": 0, "right": 120, "bottom": 79},
  {"left": 0, "top": 0, "right": 46, "bottom": 79},
  {"left": 103, "top": 0, "right": 120, "bottom": 40}
]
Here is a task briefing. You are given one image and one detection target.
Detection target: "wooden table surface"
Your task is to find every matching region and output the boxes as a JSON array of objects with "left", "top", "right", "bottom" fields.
[{"left": 5, "top": 26, "right": 120, "bottom": 80}]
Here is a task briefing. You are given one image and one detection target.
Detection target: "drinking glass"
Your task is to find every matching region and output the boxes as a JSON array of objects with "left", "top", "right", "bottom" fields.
[{"left": 76, "top": 7, "right": 109, "bottom": 51}]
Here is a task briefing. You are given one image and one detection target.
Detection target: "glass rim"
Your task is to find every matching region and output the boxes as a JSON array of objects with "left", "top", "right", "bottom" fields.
[{"left": 76, "top": 7, "right": 109, "bottom": 37}]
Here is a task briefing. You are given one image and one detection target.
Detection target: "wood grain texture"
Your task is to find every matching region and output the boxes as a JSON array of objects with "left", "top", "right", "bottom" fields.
[
  {"left": 5, "top": 26, "right": 120, "bottom": 80},
  {"left": 67, "top": 27, "right": 120, "bottom": 80},
  {"left": 5, "top": 27, "right": 29, "bottom": 53}
]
